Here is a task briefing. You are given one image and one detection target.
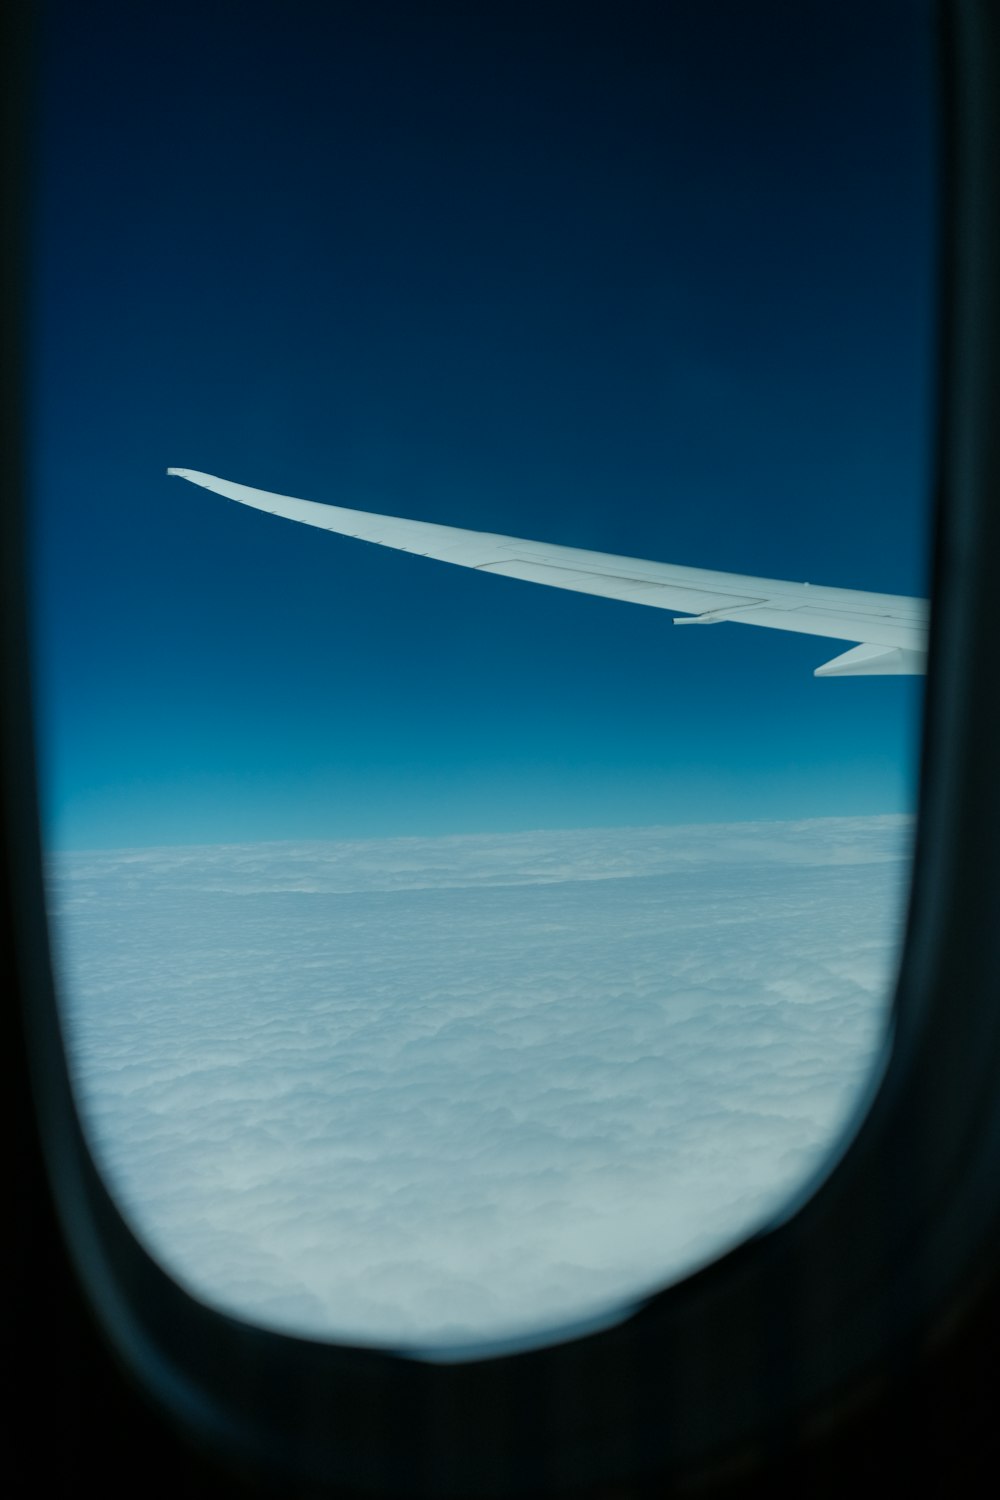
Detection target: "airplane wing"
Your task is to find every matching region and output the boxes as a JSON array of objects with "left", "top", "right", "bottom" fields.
[{"left": 168, "top": 468, "right": 928, "bottom": 677}]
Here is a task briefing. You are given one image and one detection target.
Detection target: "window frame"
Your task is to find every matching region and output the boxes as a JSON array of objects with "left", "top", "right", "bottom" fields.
[{"left": 8, "top": 1, "right": 1000, "bottom": 1492}]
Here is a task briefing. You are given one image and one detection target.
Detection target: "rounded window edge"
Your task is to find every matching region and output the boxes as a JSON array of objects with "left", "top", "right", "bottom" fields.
[{"left": 10, "top": 1, "right": 1000, "bottom": 1493}]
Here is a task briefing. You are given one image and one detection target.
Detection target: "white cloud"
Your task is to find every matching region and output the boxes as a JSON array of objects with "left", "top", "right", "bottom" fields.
[{"left": 47, "top": 815, "right": 912, "bottom": 1351}]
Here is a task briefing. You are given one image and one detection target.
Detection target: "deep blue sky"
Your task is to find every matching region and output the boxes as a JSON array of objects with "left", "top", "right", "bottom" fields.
[{"left": 31, "top": 0, "right": 936, "bottom": 851}]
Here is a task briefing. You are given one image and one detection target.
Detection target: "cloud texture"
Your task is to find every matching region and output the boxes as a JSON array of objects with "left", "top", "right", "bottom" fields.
[{"left": 48, "top": 816, "right": 911, "bottom": 1350}]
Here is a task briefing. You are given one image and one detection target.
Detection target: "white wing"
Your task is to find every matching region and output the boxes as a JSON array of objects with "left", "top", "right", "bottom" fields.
[{"left": 168, "top": 468, "right": 928, "bottom": 677}]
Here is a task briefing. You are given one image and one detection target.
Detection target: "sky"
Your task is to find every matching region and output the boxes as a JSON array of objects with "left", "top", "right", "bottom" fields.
[
  {"left": 29, "top": 0, "right": 936, "bottom": 852},
  {"left": 50, "top": 815, "right": 911, "bottom": 1351}
]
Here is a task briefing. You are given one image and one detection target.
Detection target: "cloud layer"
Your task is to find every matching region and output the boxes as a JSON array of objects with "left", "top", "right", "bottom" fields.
[{"left": 48, "top": 815, "right": 912, "bottom": 1351}]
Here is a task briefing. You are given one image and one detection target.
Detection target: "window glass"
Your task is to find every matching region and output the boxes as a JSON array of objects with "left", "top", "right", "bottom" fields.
[{"left": 33, "top": 0, "right": 934, "bottom": 1351}]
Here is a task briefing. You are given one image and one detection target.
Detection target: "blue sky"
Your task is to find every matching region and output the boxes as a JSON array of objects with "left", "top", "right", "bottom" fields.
[{"left": 31, "top": 0, "right": 936, "bottom": 851}]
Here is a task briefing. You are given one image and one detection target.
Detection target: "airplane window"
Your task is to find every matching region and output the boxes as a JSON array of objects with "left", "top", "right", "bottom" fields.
[{"left": 31, "top": 0, "right": 934, "bottom": 1353}]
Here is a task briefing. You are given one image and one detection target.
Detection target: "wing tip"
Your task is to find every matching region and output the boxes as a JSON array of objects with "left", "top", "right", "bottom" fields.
[{"left": 167, "top": 467, "right": 219, "bottom": 491}]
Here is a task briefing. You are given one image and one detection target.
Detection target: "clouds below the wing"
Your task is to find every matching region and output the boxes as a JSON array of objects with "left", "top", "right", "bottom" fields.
[{"left": 48, "top": 815, "right": 910, "bottom": 1349}]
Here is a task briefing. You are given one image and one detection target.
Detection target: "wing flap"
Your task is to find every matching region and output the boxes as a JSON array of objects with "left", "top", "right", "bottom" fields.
[
  {"left": 814, "top": 642, "right": 927, "bottom": 677},
  {"left": 476, "top": 559, "right": 765, "bottom": 614}
]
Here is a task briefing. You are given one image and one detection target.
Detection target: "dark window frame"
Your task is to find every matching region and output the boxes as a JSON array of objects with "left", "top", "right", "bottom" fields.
[{"left": 7, "top": 1, "right": 1000, "bottom": 1493}]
